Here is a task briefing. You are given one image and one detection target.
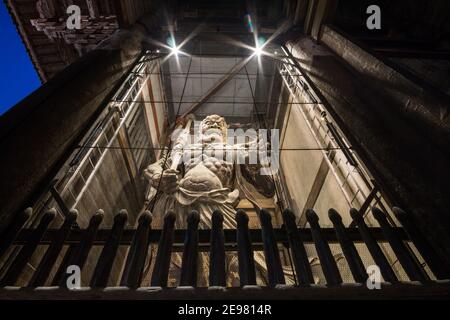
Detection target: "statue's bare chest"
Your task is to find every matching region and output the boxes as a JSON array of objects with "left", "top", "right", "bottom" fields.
[{"left": 182, "top": 144, "right": 234, "bottom": 188}]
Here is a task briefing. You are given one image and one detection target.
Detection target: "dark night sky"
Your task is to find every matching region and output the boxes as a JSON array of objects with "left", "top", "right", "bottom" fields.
[{"left": 0, "top": 1, "right": 41, "bottom": 116}]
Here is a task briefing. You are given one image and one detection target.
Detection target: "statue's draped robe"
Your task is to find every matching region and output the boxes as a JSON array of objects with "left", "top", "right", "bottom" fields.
[{"left": 144, "top": 154, "right": 272, "bottom": 287}]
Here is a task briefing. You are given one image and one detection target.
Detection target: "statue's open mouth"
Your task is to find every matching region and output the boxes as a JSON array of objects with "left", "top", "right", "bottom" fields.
[{"left": 205, "top": 128, "right": 222, "bottom": 135}]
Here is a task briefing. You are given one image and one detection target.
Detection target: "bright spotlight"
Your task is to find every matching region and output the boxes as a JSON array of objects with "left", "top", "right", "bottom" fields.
[
  {"left": 171, "top": 46, "right": 180, "bottom": 56},
  {"left": 253, "top": 46, "right": 264, "bottom": 57}
]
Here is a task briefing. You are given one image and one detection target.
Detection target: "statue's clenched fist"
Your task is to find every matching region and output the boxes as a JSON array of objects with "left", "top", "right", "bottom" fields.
[{"left": 152, "top": 169, "right": 179, "bottom": 194}]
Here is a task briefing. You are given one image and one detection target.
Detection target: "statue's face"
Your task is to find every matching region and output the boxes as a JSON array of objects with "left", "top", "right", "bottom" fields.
[{"left": 200, "top": 115, "right": 227, "bottom": 143}]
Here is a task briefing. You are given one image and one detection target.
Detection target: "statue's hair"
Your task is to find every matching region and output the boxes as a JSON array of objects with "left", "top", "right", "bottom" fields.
[{"left": 200, "top": 114, "right": 226, "bottom": 126}]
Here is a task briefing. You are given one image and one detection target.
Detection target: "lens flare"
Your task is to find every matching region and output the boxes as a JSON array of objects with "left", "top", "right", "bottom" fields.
[
  {"left": 171, "top": 46, "right": 180, "bottom": 56},
  {"left": 253, "top": 46, "right": 263, "bottom": 57}
]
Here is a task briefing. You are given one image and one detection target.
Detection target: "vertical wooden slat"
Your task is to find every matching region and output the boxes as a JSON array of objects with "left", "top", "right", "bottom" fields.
[
  {"left": 209, "top": 210, "right": 226, "bottom": 287},
  {"left": 69, "top": 211, "right": 104, "bottom": 269},
  {"left": 259, "top": 209, "right": 285, "bottom": 286},
  {"left": 372, "top": 208, "right": 429, "bottom": 282},
  {"left": 350, "top": 208, "right": 398, "bottom": 283},
  {"left": 282, "top": 209, "right": 314, "bottom": 285},
  {"left": 0, "top": 209, "right": 56, "bottom": 286},
  {"left": 120, "top": 211, "right": 152, "bottom": 288},
  {"left": 393, "top": 207, "right": 450, "bottom": 279},
  {"left": 180, "top": 211, "right": 200, "bottom": 287},
  {"left": 51, "top": 244, "right": 77, "bottom": 286},
  {"left": 90, "top": 210, "right": 128, "bottom": 287},
  {"left": 29, "top": 209, "right": 78, "bottom": 287},
  {"left": 328, "top": 209, "right": 368, "bottom": 283},
  {"left": 306, "top": 209, "right": 342, "bottom": 286},
  {"left": 236, "top": 209, "right": 256, "bottom": 286},
  {"left": 59, "top": 210, "right": 104, "bottom": 287},
  {"left": 150, "top": 211, "right": 176, "bottom": 287},
  {"left": 0, "top": 208, "right": 32, "bottom": 260}
]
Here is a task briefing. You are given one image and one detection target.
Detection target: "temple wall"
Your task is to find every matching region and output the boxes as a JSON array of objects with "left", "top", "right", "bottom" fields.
[
  {"left": 285, "top": 27, "right": 450, "bottom": 265},
  {"left": 279, "top": 78, "right": 352, "bottom": 227}
]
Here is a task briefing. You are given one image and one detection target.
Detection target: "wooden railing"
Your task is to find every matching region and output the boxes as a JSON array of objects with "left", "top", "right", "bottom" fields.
[{"left": 0, "top": 206, "right": 450, "bottom": 299}]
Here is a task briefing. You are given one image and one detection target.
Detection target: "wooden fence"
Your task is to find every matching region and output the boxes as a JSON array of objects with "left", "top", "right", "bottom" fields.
[{"left": 0, "top": 206, "right": 449, "bottom": 299}]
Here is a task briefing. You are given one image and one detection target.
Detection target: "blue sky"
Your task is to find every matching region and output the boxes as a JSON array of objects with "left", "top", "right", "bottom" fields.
[{"left": 0, "top": 1, "right": 41, "bottom": 115}]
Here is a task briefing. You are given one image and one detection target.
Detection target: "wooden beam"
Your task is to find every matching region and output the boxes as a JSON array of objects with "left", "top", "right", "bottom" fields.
[
  {"left": 304, "top": 0, "right": 338, "bottom": 40},
  {"left": 180, "top": 56, "right": 253, "bottom": 118},
  {"left": 12, "top": 227, "right": 408, "bottom": 247},
  {"left": 86, "top": 0, "right": 100, "bottom": 18},
  {"left": 1, "top": 282, "right": 450, "bottom": 299},
  {"left": 161, "top": 62, "right": 176, "bottom": 123},
  {"left": 373, "top": 48, "right": 450, "bottom": 60}
]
